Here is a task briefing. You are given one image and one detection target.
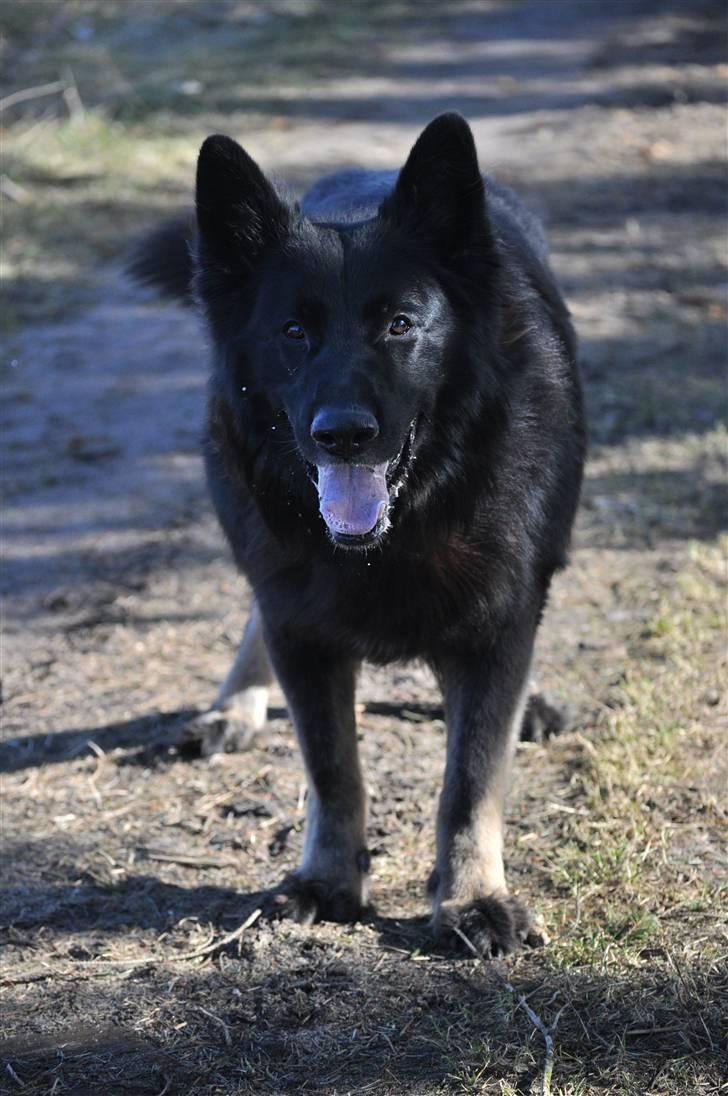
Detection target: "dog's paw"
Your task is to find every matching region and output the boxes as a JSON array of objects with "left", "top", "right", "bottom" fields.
[
  {"left": 520, "top": 693, "right": 575, "bottom": 743},
  {"left": 267, "top": 875, "right": 365, "bottom": 926},
  {"left": 434, "top": 894, "right": 536, "bottom": 958},
  {"left": 176, "top": 686, "right": 269, "bottom": 756},
  {"left": 176, "top": 709, "right": 260, "bottom": 756}
]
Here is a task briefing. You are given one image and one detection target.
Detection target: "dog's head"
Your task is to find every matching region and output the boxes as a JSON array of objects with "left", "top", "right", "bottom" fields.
[{"left": 195, "top": 114, "right": 499, "bottom": 549}]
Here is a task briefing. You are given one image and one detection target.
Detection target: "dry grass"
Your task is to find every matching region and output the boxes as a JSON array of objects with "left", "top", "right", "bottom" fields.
[
  {"left": 2, "top": 507, "right": 725, "bottom": 1095},
  {"left": 0, "top": 0, "right": 421, "bottom": 330}
]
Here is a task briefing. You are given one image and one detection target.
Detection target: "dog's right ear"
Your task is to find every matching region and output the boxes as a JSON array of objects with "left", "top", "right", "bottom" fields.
[{"left": 196, "top": 135, "right": 289, "bottom": 269}]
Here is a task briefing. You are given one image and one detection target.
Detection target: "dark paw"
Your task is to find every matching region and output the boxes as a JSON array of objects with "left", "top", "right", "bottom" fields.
[
  {"left": 436, "top": 894, "right": 536, "bottom": 958},
  {"left": 176, "top": 709, "right": 261, "bottom": 757},
  {"left": 266, "top": 875, "right": 364, "bottom": 926},
  {"left": 520, "top": 693, "right": 575, "bottom": 743}
]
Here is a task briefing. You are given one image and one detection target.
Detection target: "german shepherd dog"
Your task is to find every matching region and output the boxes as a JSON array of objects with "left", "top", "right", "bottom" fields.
[{"left": 130, "top": 114, "right": 586, "bottom": 956}]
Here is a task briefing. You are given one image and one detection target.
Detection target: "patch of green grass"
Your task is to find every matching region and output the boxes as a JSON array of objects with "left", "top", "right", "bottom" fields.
[
  {"left": 545, "top": 539, "right": 725, "bottom": 965},
  {"left": 2, "top": 113, "right": 196, "bottom": 330},
  {"left": 1, "top": 0, "right": 426, "bottom": 330},
  {"left": 434, "top": 539, "right": 726, "bottom": 1092},
  {"left": 1, "top": 0, "right": 417, "bottom": 110},
  {"left": 538, "top": 540, "right": 726, "bottom": 1083}
]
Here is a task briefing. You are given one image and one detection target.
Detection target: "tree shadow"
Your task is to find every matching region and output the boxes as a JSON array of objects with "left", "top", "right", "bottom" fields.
[
  {"left": 6, "top": 0, "right": 725, "bottom": 133},
  {"left": 2, "top": 692, "right": 577, "bottom": 775},
  {"left": 582, "top": 466, "right": 728, "bottom": 549},
  {"left": 0, "top": 710, "right": 197, "bottom": 774},
  {"left": 0, "top": 869, "right": 268, "bottom": 936},
  {"left": 1, "top": 880, "right": 725, "bottom": 1093}
]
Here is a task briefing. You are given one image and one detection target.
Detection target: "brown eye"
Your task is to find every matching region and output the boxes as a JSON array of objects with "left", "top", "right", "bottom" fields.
[
  {"left": 282, "top": 320, "right": 306, "bottom": 340},
  {"left": 389, "top": 315, "right": 412, "bottom": 337}
]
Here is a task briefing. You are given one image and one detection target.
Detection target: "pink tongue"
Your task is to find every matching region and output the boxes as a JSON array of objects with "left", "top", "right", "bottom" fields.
[{"left": 316, "top": 463, "right": 389, "bottom": 536}]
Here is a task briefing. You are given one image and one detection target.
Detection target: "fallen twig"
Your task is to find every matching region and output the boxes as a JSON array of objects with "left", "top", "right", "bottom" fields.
[
  {"left": 0, "top": 908, "right": 262, "bottom": 986},
  {"left": 138, "top": 846, "right": 238, "bottom": 869},
  {"left": 0, "top": 965, "right": 57, "bottom": 987},
  {"left": 4, "top": 1061, "right": 24, "bottom": 1088},
  {"left": 169, "top": 906, "right": 262, "bottom": 962},
  {"left": 192, "top": 1005, "right": 233, "bottom": 1046},
  {"left": 1, "top": 70, "right": 84, "bottom": 121},
  {"left": 0, "top": 79, "right": 67, "bottom": 112},
  {"left": 61, "top": 66, "right": 85, "bottom": 120},
  {"left": 452, "top": 925, "right": 563, "bottom": 1096},
  {"left": 0, "top": 175, "right": 30, "bottom": 203}
]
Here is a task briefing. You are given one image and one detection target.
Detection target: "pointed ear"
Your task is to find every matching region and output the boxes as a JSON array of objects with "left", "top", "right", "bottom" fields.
[
  {"left": 381, "top": 113, "right": 490, "bottom": 260},
  {"left": 196, "top": 134, "right": 289, "bottom": 269}
]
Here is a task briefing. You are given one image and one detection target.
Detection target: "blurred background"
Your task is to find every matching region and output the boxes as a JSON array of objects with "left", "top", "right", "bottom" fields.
[
  {"left": 3, "top": 0, "right": 726, "bottom": 339},
  {"left": 2, "top": 3, "right": 726, "bottom": 1094}
]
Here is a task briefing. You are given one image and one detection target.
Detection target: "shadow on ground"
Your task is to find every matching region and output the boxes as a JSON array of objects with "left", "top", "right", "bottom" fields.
[{"left": 2, "top": 911, "right": 725, "bottom": 1093}]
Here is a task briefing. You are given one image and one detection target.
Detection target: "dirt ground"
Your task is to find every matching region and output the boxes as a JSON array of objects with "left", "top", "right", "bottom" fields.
[{"left": 1, "top": 2, "right": 726, "bottom": 1093}]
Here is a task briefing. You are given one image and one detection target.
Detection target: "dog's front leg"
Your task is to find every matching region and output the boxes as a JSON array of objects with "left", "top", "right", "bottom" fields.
[
  {"left": 431, "top": 629, "right": 536, "bottom": 956},
  {"left": 267, "top": 636, "right": 368, "bottom": 924},
  {"left": 192, "top": 599, "right": 274, "bottom": 755}
]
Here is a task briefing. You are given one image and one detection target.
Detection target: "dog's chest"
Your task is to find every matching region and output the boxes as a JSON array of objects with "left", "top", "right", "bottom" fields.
[{"left": 324, "top": 538, "right": 490, "bottom": 660}]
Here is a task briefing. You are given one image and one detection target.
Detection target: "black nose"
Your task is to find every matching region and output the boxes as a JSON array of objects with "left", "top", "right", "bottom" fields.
[{"left": 310, "top": 408, "right": 380, "bottom": 458}]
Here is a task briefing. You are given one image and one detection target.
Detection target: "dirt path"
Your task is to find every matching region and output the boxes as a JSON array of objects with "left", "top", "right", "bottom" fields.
[{"left": 2, "top": 2, "right": 726, "bottom": 1093}]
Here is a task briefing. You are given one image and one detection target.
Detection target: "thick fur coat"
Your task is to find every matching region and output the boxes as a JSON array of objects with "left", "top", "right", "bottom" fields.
[{"left": 130, "top": 114, "right": 586, "bottom": 955}]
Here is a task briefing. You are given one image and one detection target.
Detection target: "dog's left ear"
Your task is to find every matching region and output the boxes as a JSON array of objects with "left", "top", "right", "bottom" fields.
[{"left": 381, "top": 113, "right": 491, "bottom": 260}]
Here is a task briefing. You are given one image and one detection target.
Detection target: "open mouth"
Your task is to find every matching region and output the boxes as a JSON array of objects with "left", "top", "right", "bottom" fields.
[{"left": 310, "top": 419, "right": 417, "bottom": 549}]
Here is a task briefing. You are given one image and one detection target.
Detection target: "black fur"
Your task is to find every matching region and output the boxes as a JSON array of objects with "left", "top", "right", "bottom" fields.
[
  {"left": 437, "top": 894, "right": 533, "bottom": 958},
  {"left": 129, "top": 114, "right": 586, "bottom": 955},
  {"left": 126, "top": 211, "right": 196, "bottom": 303}
]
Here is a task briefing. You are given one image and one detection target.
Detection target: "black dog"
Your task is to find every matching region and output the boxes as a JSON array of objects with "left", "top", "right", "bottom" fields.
[{"left": 130, "top": 114, "right": 586, "bottom": 956}]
